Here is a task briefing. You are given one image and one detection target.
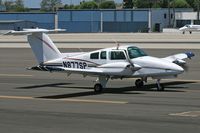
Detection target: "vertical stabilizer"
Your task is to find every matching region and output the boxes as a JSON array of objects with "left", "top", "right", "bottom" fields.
[{"left": 28, "top": 33, "right": 61, "bottom": 64}]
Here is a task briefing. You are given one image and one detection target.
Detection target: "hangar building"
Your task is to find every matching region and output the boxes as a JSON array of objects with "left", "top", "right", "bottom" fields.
[
  {"left": 0, "top": 8, "right": 194, "bottom": 32},
  {"left": 0, "top": 20, "right": 36, "bottom": 31}
]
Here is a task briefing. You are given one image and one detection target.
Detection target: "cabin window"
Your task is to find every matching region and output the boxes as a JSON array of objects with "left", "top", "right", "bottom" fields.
[
  {"left": 90, "top": 52, "right": 99, "bottom": 59},
  {"left": 100, "top": 51, "right": 107, "bottom": 59},
  {"left": 110, "top": 51, "right": 126, "bottom": 60}
]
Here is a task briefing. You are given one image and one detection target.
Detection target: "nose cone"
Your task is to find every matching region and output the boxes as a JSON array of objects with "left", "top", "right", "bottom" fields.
[{"left": 179, "top": 27, "right": 186, "bottom": 31}]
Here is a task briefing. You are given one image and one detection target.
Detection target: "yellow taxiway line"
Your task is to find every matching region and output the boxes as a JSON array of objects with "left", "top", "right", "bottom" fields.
[
  {"left": 169, "top": 111, "right": 200, "bottom": 117},
  {"left": 162, "top": 79, "right": 200, "bottom": 83},
  {"left": 59, "top": 98, "right": 128, "bottom": 104},
  {"left": 0, "top": 95, "right": 128, "bottom": 104},
  {"left": 0, "top": 74, "right": 33, "bottom": 77},
  {"left": 0, "top": 95, "right": 34, "bottom": 100}
]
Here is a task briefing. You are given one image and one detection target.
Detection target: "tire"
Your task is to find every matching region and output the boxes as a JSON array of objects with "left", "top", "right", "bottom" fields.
[
  {"left": 135, "top": 79, "right": 144, "bottom": 88},
  {"left": 94, "top": 83, "right": 103, "bottom": 93}
]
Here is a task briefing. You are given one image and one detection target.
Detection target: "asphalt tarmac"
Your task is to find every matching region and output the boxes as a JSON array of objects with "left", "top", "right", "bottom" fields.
[{"left": 0, "top": 48, "right": 199, "bottom": 133}]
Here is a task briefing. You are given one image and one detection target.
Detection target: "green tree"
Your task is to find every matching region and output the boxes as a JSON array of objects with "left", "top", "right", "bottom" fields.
[
  {"left": 186, "top": 0, "right": 199, "bottom": 11},
  {"left": 161, "top": 0, "right": 169, "bottom": 8},
  {"left": 99, "top": 1, "right": 116, "bottom": 9},
  {"left": 15, "top": 0, "right": 24, "bottom": 7},
  {"left": 93, "top": 0, "right": 106, "bottom": 4},
  {"left": 79, "top": 1, "right": 98, "bottom": 9},
  {"left": 15, "top": 0, "right": 29, "bottom": 12},
  {"left": 123, "top": 0, "right": 133, "bottom": 8},
  {"left": 40, "top": 0, "right": 62, "bottom": 11},
  {"left": 4, "top": 0, "right": 28, "bottom": 12},
  {"left": 133, "top": 0, "right": 165, "bottom": 8},
  {"left": 171, "top": 0, "right": 190, "bottom": 8},
  {"left": 4, "top": 1, "right": 14, "bottom": 11}
]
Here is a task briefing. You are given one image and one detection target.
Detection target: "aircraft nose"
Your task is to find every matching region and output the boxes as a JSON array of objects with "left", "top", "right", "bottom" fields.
[{"left": 179, "top": 27, "right": 186, "bottom": 31}]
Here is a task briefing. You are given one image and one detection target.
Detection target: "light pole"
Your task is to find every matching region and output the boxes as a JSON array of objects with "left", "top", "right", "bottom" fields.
[
  {"left": 197, "top": 0, "right": 200, "bottom": 24},
  {"left": 148, "top": 0, "right": 152, "bottom": 32},
  {"left": 168, "top": 0, "right": 171, "bottom": 27}
]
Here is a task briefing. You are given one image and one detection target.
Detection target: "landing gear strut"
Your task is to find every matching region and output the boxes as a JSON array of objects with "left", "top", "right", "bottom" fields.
[
  {"left": 93, "top": 76, "right": 109, "bottom": 93},
  {"left": 156, "top": 79, "right": 164, "bottom": 91},
  {"left": 135, "top": 79, "right": 144, "bottom": 88}
]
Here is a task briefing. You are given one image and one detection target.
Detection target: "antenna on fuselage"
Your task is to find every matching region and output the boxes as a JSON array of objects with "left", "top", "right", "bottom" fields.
[
  {"left": 112, "top": 39, "right": 120, "bottom": 50},
  {"left": 116, "top": 43, "right": 120, "bottom": 50}
]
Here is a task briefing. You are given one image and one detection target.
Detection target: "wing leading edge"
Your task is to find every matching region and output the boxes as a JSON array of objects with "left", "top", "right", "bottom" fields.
[{"left": 162, "top": 52, "right": 195, "bottom": 64}]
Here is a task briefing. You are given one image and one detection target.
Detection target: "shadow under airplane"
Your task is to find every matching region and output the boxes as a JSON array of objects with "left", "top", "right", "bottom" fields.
[{"left": 15, "top": 80, "right": 196, "bottom": 99}]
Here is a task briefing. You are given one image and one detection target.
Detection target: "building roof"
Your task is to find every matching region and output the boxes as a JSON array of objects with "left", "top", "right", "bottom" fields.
[{"left": 0, "top": 20, "right": 34, "bottom": 24}]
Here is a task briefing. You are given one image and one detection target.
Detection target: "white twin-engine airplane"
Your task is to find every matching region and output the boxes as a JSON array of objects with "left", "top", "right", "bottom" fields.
[
  {"left": 6, "top": 29, "right": 195, "bottom": 92},
  {"left": 179, "top": 24, "right": 200, "bottom": 34}
]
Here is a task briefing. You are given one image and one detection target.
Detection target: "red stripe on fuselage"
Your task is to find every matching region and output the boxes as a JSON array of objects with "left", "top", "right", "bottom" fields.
[
  {"left": 64, "top": 57, "right": 100, "bottom": 65},
  {"left": 35, "top": 36, "right": 57, "bottom": 53}
]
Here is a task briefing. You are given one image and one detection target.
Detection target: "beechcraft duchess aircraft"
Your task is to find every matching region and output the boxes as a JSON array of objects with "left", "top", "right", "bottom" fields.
[
  {"left": 5, "top": 29, "right": 195, "bottom": 92},
  {"left": 179, "top": 24, "right": 200, "bottom": 34}
]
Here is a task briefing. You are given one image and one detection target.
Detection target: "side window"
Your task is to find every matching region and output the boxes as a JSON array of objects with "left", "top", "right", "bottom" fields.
[
  {"left": 110, "top": 51, "right": 126, "bottom": 60},
  {"left": 90, "top": 52, "right": 99, "bottom": 59},
  {"left": 100, "top": 51, "right": 107, "bottom": 59},
  {"left": 164, "top": 13, "right": 167, "bottom": 19}
]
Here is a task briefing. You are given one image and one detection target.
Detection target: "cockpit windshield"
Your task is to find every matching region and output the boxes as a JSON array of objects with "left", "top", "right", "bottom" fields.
[
  {"left": 127, "top": 46, "right": 147, "bottom": 59},
  {"left": 185, "top": 24, "right": 190, "bottom": 27}
]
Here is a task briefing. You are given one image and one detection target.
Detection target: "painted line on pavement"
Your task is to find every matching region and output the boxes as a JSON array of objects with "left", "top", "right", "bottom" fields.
[
  {"left": 0, "top": 95, "right": 128, "bottom": 104},
  {"left": 169, "top": 111, "right": 200, "bottom": 117},
  {"left": 59, "top": 98, "right": 128, "bottom": 104},
  {"left": 0, "top": 74, "right": 33, "bottom": 77}
]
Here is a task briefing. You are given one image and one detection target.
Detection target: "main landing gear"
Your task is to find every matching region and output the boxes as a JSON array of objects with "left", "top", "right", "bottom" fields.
[
  {"left": 94, "top": 76, "right": 109, "bottom": 93},
  {"left": 94, "top": 83, "right": 103, "bottom": 92},
  {"left": 135, "top": 79, "right": 144, "bottom": 88},
  {"left": 135, "top": 78, "right": 165, "bottom": 91}
]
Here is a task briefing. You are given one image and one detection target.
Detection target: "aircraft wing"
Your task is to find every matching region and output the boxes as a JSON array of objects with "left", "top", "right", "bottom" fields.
[
  {"left": 162, "top": 52, "right": 195, "bottom": 64},
  {"left": 28, "top": 65, "right": 106, "bottom": 76},
  {"left": 60, "top": 67, "right": 106, "bottom": 76}
]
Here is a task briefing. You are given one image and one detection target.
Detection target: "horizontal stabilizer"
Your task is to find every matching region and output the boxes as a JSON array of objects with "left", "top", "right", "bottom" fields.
[{"left": 4, "top": 28, "right": 66, "bottom": 35}]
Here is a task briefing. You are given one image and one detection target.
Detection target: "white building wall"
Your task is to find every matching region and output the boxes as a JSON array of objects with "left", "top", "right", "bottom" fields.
[{"left": 175, "top": 12, "right": 197, "bottom": 20}]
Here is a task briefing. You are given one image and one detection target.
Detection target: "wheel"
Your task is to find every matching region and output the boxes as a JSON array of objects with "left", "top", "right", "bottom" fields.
[
  {"left": 189, "top": 31, "right": 192, "bottom": 34},
  {"left": 94, "top": 83, "right": 103, "bottom": 93},
  {"left": 135, "top": 79, "right": 144, "bottom": 88},
  {"left": 183, "top": 31, "right": 185, "bottom": 34},
  {"left": 156, "top": 84, "right": 164, "bottom": 91}
]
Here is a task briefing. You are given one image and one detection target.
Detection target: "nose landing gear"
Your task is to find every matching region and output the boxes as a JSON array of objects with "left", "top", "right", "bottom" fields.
[{"left": 135, "top": 78, "right": 165, "bottom": 91}]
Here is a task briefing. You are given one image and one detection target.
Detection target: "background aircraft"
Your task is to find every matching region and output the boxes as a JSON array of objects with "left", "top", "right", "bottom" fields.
[
  {"left": 5, "top": 29, "right": 195, "bottom": 92},
  {"left": 179, "top": 24, "right": 200, "bottom": 34}
]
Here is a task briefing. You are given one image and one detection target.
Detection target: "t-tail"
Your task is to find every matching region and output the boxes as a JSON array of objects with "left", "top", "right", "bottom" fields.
[{"left": 5, "top": 28, "right": 65, "bottom": 64}]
